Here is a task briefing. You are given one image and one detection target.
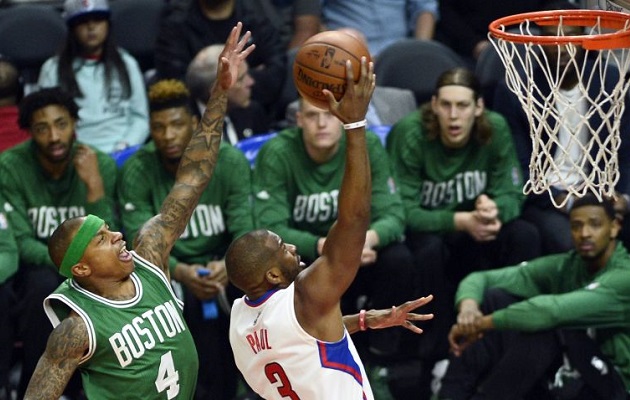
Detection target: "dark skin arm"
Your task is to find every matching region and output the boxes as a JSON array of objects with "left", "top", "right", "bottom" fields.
[
  {"left": 24, "top": 313, "right": 88, "bottom": 400},
  {"left": 344, "top": 295, "right": 434, "bottom": 334},
  {"left": 134, "top": 23, "right": 255, "bottom": 276},
  {"left": 294, "top": 58, "right": 376, "bottom": 341}
]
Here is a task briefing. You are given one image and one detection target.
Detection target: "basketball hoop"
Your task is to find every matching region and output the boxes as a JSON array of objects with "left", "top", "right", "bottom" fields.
[{"left": 489, "top": 9, "right": 630, "bottom": 208}]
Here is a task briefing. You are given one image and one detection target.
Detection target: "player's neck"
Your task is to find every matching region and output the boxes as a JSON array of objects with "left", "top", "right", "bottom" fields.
[{"left": 79, "top": 275, "right": 136, "bottom": 301}]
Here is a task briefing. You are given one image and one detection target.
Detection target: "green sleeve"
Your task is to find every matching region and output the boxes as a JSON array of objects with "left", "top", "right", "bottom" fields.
[
  {"left": 366, "top": 132, "right": 405, "bottom": 247},
  {"left": 493, "top": 284, "right": 630, "bottom": 332},
  {"left": 253, "top": 132, "right": 319, "bottom": 260},
  {"left": 484, "top": 112, "right": 525, "bottom": 223},
  {"left": 222, "top": 146, "right": 255, "bottom": 240},
  {"left": 0, "top": 159, "right": 54, "bottom": 267},
  {"left": 0, "top": 197, "right": 18, "bottom": 283},
  {"left": 455, "top": 255, "right": 565, "bottom": 306},
  {"left": 387, "top": 114, "right": 457, "bottom": 232},
  {"left": 456, "top": 251, "right": 630, "bottom": 332},
  {"left": 117, "top": 151, "right": 159, "bottom": 248},
  {"left": 87, "top": 152, "right": 119, "bottom": 229}
]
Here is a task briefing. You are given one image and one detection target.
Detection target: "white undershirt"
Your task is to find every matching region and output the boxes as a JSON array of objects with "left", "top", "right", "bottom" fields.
[{"left": 548, "top": 85, "right": 589, "bottom": 188}]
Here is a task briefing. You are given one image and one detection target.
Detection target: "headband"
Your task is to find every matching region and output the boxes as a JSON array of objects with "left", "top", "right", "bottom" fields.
[{"left": 59, "top": 214, "right": 105, "bottom": 278}]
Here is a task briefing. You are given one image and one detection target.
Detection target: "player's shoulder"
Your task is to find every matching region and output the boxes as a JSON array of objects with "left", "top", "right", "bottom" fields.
[
  {"left": 260, "top": 127, "right": 301, "bottom": 156},
  {"left": 219, "top": 141, "right": 250, "bottom": 165},
  {"left": 484, "top": 110, "right": 511, "bottom": 139},
  {"left": 120, "top": 144, "right": 158, "bottom": 170}
]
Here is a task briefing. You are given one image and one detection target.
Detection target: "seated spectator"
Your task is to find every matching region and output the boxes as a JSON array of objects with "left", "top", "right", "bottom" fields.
[
  {"left": 0, "top": 87, "right": 117, "bottom": 399},
  {"left": 436, "top": 0, "right": 554, "bottom": 66},
  {"left": 253, "top": 96, "right": 420, "bottom": 396},
  {"left": 386, "top": 67, "right": 541, "bottom": 399},
  {"left": 321, "top": 0, "right": 438, "bottom": 57},
  {"left": 156, "top": 0, "right": 286, "bottom": 114},
  {"left": 493, "top": 0, "right": 630, "bottom": 255},
  {"left": 244, "top": 0, "right": 321, "bottom": 50},
  {"left": 0, "top": 192, "right": 18, "bottom": 399},
  {"left": 0, "top": 56, "right": 28, "bottom": 152},
  {"left": 38, "top": 0, "right": 149, "bottom": 154},
  {"left": 118, "top": 79, "right": 254, "bottom": 400},
  {"left": 186, "top": 44, "right": 271, "bottom": 145},
  {"left": 438, "top": 194, "right": 630, "bottom": 400}
]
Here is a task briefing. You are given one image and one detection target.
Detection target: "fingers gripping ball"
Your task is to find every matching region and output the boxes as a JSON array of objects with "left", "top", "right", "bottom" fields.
[{"left": 293, "top": 31, "right": 371, "bottom": 109}]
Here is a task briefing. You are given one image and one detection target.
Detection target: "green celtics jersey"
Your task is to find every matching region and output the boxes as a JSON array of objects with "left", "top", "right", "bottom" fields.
[
  {"left": 253, "top": 127, "right": 405, "bottom": 260},
  {"left": 118, "top": 141, "right": 254, "bottom": 267},
  {"left": 0, "top": 140, "right": 117, "bottom": 267},
  {"left": 387, "top": 110, "right": 524, "bottom": 233},
  {"left": 44, "top": 252, "right": 198, "bottom": 400}
]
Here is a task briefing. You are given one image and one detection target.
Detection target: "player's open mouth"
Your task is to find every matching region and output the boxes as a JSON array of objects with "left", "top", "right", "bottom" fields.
[{"left": 119, "top": 242, "right": 132, "bottom": 262}]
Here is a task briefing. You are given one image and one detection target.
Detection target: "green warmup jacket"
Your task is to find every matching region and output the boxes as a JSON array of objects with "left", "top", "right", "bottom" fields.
[
  {"left": 0, "top": 141, "right": 117, "bottom": 268},
  {"left": 0, "top": 192, "right": 18, "bottom": 283},
  {"left": 386, "top": 110, "right": 524, "bottom": 233},
  {"left": 456, "top": 243, "right": 630, "bottom": 391},
  {"left": 253, "top": 127, "right": 405, "bottom": 261},
  {"left": 118, "top": 141, "right": 254, "bottom": 268}
]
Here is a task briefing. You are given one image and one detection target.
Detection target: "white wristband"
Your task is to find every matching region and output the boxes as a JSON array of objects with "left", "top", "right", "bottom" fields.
[{"left": 343, "top": 119, "right": 367, "bottom": 130}]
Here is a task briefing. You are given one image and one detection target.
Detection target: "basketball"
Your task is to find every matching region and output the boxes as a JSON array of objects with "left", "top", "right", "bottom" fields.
[{"left": 293, "top": 30, "right": 371, "bottom": 109}]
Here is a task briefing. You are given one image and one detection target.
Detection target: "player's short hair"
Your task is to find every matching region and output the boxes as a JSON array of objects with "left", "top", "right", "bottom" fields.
[
  {"left": 148, "top": 79, "right": 194, "bottom": 113},
  {"left": 570, "top": 193, "right": 616, "bottom": 221},
  {"left": 18, "top": 87, "right": 79, "bottom": 130}
]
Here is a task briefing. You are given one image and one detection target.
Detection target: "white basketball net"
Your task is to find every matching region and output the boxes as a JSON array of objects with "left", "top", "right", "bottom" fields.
[{"left": 490, "top": 15, "right": 630, "bottom": 208}]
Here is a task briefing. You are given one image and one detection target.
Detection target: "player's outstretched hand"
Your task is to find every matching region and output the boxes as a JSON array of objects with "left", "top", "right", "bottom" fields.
[
  {"left": 367, "top": 295, "right": 434, "bottom": 334},
  {"left": 216, "top": 22, "right": 255, "bottom": 92},
  {"left": 323, "top": 57, "right": 375, "bottom": 125}
]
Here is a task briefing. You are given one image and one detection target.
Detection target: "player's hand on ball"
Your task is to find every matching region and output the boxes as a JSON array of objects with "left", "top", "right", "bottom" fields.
[{"left": 323, "top": 57, "right": 375, "bottom": 125}]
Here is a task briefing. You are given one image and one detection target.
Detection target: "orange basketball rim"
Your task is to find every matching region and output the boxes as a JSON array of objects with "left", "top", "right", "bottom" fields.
[{"left": 489, "top": 9, "right": 630, "bottom": 50}]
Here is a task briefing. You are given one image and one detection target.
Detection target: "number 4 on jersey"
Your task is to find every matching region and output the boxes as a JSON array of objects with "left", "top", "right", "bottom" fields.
[{"left": 156, "top": 351, "right": 180, "bottom": 399}]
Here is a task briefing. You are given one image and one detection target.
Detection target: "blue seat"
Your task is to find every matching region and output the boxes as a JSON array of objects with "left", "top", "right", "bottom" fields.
[
  {"left": 235, "top": 132, "right": 278, "bottom": 167},
  {"left": 369, "top": 125, "right": 392, "bottom": 147},
  {"left": 111, "top": 144, "right": 142, "bottom": 168}
]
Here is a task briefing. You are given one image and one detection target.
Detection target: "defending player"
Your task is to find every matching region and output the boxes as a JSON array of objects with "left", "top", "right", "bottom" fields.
[{"left": 23, "top": 22, "right": 254, "bottom": 400}]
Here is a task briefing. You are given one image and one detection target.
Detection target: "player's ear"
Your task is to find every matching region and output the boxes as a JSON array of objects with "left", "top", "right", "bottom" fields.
[
  {"left": 265, "top": 267, "right": 283, "bottom": 284},
  {"left": 72, "top": 262, "right": 91, "bottom": 278}
]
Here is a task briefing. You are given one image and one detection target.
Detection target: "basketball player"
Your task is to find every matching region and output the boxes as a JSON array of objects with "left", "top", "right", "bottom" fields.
[
  {"left": 227, "top": 58, "right": 433, "bottom": 399},
  {"left": 118, "top": 78, "right": 254, "bottom": 400},
  {"left": 22, "top": 22, "right": 254, "bottom": 400}
]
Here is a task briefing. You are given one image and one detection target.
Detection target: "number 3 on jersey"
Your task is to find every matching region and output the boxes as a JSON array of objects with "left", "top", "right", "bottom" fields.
[
  {"left": 156, "top": 351, "right": 180, "bottom": 399},
  {"left": 265, "top": 362, "right": 301, "bottom": 399}
]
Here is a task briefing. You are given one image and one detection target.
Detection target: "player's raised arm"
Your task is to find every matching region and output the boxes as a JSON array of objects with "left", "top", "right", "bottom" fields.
[
  {"left": 297, "top": 57, "right": 375, "bottom": 313},
  {"left": 135, "top": 23, "right": 254, "bottom": 272}
]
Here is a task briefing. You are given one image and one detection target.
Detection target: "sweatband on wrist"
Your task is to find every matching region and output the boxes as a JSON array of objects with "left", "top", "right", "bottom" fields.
[
  {"left": 359, "top": 309, "right": 367, "bottom": 331},
  {"left": 59, "top": 214, "right": 105, "bottom": 278},
  {"left": 343, "top": 119, "right": 367, "bottom": 130}
]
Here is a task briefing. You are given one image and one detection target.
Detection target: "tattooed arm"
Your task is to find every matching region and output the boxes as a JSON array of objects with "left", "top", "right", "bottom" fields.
[
  {"left": 24, "top": 313, "right": 88, "bottom": 400},
  {"left": 134, "top": 22, "right": 255, "bottom": 275}
]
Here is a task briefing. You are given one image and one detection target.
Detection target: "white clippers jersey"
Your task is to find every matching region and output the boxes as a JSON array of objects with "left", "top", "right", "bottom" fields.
[{"left": 229, "top": 283, "right": 374, "bottom": 400}]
